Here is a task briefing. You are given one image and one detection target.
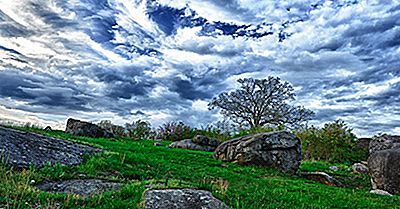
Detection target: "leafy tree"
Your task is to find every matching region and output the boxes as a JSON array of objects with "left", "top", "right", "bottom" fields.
[
  {"left": 208, "top": 77, "right": 314, "bottom": 128},
  {"left": 125, "top": 120, "right": 154, "bottom": 140}
]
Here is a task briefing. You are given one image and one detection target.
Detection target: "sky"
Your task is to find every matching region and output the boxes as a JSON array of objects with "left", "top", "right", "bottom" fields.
[{"left": 0, "top": 0, "right": 399, "bottom": 137}]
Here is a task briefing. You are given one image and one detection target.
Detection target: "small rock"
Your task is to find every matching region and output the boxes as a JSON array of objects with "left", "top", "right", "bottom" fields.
[
  {"left": 154, "top": 142, "right": 163, "bottom": 147},
  {"left": 144, "top": 189, "right": 230, "bottom": 209},
  {"left": 370, "top": 189, "right": 393, "bottom": 196},
  {"left": 352, "top": 163, "right": 368, "bottom": 174},
  {"left": 301, "top": 172, "right": 343, "bottom": 187},
  {"left": 329, "top": 166, "right": 339, "bottom": 171}
]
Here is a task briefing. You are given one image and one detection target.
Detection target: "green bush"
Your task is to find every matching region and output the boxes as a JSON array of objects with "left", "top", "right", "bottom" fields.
[
  {"left": 157, "top": 121, "right": 196, "bottom": 141},
  {"left": 125, "top": 120, "right": 155, "bottom": 140},
  {"left": 295, "top": 120, "right": 368, "bottom": 163},
  {"left": 233, "top": 125, "right": 285, "bottom": 138}
]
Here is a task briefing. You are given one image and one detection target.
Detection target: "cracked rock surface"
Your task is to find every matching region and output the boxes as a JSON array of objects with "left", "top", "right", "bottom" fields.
[
  {"left": 144, "top": 189, "right": 230, "bottom": 209},
  {"left": 0, "top": 126, "right": 101, "bottom": 168},
  {"left": 214, "top": 131, "right": 301, "bottom": 174}
]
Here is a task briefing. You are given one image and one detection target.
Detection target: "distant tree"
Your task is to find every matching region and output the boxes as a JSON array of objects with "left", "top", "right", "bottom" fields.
[
  {"left": 208, "top": 77, "right": 314, "bottom": 128},
  {"left": 125, "top": 120, "right": 154, "bottom": 140}
]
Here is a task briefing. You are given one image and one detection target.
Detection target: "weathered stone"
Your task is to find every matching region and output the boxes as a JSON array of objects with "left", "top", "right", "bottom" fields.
[
  {"left": 356, "top": 137, "right": 372, "bottom": 150},
  {"left": 370, "top": 189, "right": 393, "bottom": 196},
  {"left": 214, "top": 131, "right": 301, "bottom": 174},
  {"left": 352, "top": 163, "right": 369, "bottom": 174},
  {"left": 368, "top": 148, "right": 400, "bottom": 195},
  {"left": 66, "top": 118, "right": 114, "bottom": 138},
  {"left": 369, "top": 134, "right": 400, "bottom": 154},
  {"left": 0, "top": 126, "right": 101, "bottom": 168},
  {"left": 192, "top": 135, "right": 220, "bottom": 148},
  {"left": 144, "top": 189, "right": 230, "bottom": 209},
  {"left": 301, "top": 172, "right": 344, "bottom": 187},
  {"left": 169, "top": 139, "right": 215, "bottom": 152},
  {"left": 36, "top": 179, "right": 121, "bottom": 197}
]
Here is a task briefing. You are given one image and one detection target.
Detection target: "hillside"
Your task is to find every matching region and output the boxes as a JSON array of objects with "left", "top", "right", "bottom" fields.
[{"left": 1, "top": 127, "right": 399, "bottom": 208}]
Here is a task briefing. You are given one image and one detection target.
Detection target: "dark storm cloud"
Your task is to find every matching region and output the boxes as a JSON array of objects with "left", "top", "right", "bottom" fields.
[
  {"left": 1, "top": 0, "right": 399, "bottom": 135},
  {"left": 0, "top": 70, "right": 92, "bottom": 112}
]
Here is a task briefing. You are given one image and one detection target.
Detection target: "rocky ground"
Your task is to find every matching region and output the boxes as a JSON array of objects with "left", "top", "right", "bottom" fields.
[{"left": 0, "top": 126, "right": 101, "bottom": 168}]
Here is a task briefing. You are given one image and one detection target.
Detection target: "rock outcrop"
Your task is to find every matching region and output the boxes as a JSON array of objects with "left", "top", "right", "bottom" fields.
[
  {"left": 369, "top": 134, "right": 400, "bottom": 154},
  {"left": 368, "top": 148, "right": 400, "bottom": 195},
  {"left": 144, "top": 189, "right": 230, "bottom": 209},
  {"left": 0, "top": 126, "right": 101, "bottom": 168},
  {"left": 36, "top": 179, "right": 121, "bottom": 197},
  {"left": 214, "top": 131, "right": 301, "bottom": 174},
  {"left": 66, "top": 118, "right": 114, "bottom": 138},
  {"left": 169, "top": 135, "right": 220, "bottom": 152}
]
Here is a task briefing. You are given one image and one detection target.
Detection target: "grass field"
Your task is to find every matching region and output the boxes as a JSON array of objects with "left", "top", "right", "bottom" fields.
[{"left": 1, "top": 127, "right": 399, "bottom": 208}]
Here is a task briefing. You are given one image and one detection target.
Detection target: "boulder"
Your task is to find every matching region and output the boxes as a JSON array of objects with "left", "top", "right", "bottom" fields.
[
  {"left": 144, "top": 189, "right": 230, "bottom": 209},
  {"left": 356, "top": 137, "right": 372, "bottom": 150},
  {"left": 168, "top": 135, "right": 221, "bottom": 152},
  {"left": 192, "top": 135, "right": 220, "bottom": 147},
  {"left": 301, "top": 172, "right": 343, "bottom": 187},
  {"left": 0, "top": 126, "right": 101, "bottom": 168},
  {"left": 169, "top": 139, "right": 215, "bottom": 152},
  {"left": 352, "top": 163, "right": 369, "bottom": 174},
  {"left": 329, "top": 166, "right": 339, "bottom": 171},
  {"left": 214, "top": 131, "right": 301, "bottom": 175},
  {"left": 369, "top": 134, "right": 400, "bottom": 154},
  {"left": 368, "top": 148, "right": 400, "bottom": 195},
  {"left": 66, "top": 118, "right": 114, "bottom": 138},
  {"left": 36, "top": 179, "right": 121, "bottom": 197}
]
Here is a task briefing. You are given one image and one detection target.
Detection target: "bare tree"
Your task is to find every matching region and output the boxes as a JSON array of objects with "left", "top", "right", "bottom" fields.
[{"left": 208, "top": 77, "right": 314, "bottom": 128}]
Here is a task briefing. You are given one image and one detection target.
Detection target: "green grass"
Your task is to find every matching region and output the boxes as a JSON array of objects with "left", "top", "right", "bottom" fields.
[{"left": 1, "top": 127, "right": 399, "bottom": 208}]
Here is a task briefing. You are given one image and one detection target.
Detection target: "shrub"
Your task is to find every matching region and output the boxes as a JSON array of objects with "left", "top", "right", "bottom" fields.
[
  {"left": 195, "top": 126, "right": 231, "bottom": 142},
  {"left": 233, "top": 125, "right": 285, "bottom": 138},
  {"left": 125, "top": 120, "right": 155, "bottom": 140},
  {"left": 157, "top": 121, "right": 196, "bottom": 141},
  {"left": 295, "top": 120, "right": 367, "bottom": 163},
  {"left": 98, "top": 120, "right": 125, "bottom": 136}
]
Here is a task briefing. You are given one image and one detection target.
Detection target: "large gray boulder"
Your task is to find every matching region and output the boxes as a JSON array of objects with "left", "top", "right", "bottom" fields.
[
  {"left": 369, "top": 134, "right": 400, "bottom": 154},
  {"left": 169, "top": 139, "right": 215, "bottom": 152},
  {"left": 169, "top": 135, "right": 220, "bottom": 152},
  {"left": 0, "top": 126, "right": 100, "bottom": 168},
  {"left": 214, "top": 131, "right": 301, "bottom": 175},
  {"left": 144, "top": 189, "right": 229, "bottom": 209},
  {"left": 368, "top": 148, "right": 400, "bottom": 195},
  {"left": 66, "top": 118, "right": 114, "bottom": 138}
]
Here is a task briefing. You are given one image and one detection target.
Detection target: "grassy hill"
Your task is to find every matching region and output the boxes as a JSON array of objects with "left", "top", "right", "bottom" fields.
[{"left": 1, "top": 127, "right": 399, "bottom": 208}]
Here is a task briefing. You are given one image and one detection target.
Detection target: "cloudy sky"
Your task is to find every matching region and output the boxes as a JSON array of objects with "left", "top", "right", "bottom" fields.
[{"left": 0, "top": 0, "right": 399, "bottom": 136}]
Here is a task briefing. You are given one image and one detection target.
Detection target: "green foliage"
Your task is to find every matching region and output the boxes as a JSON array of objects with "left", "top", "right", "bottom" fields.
[
  {"left": 1, "top": 127, "right": 399, "bottom": 208},
  {"left": 195, "top": 126, "right": 232, "bottom": 142},
  {"left": 233, "top": 125, "right": 285, "bottom": 138},
  {"left": 125, "top": 120, "right": 155, "bottom": 140},
  {"left": 296, "top": 120, "right": 368, "bottom": 163},
  {"left": 157, "top": 121, "right": 196, "bottom": 141},
  {"left": 98, "top": 120, "right": 126, "bottom": 136}
]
